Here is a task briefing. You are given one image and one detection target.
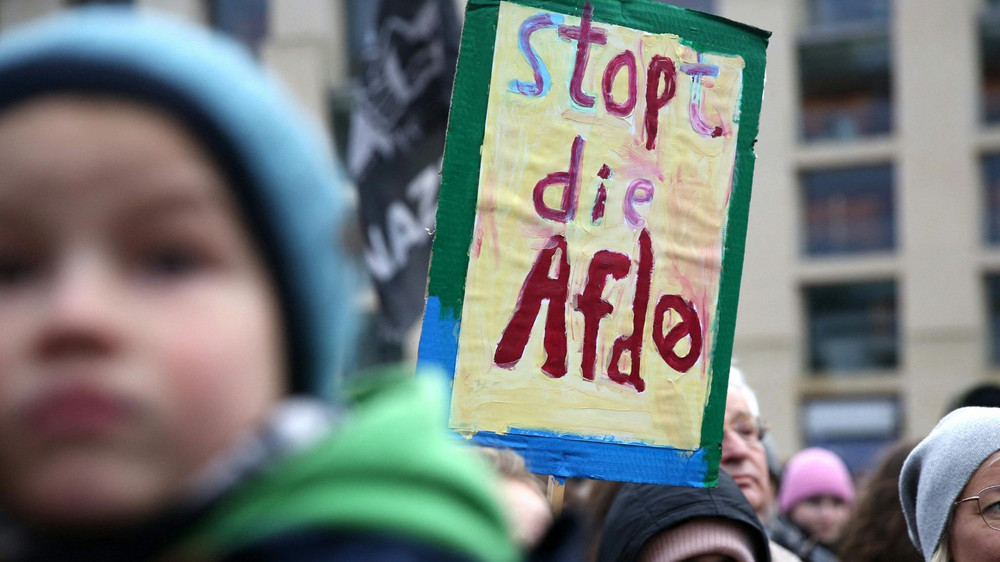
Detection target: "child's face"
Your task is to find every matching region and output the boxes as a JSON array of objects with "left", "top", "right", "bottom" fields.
[{"left": 0, "top": 96, "right": 285, "bottom": 529}]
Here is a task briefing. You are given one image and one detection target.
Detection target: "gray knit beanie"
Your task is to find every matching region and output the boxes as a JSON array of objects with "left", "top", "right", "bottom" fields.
[{"left": 899, "top": 407, "right": 1000, "bottom": 560}]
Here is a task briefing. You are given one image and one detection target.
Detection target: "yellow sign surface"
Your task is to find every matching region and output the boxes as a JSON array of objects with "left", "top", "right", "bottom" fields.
[{"left": 451, "top": 1, "right": 745, "bottom": 448}]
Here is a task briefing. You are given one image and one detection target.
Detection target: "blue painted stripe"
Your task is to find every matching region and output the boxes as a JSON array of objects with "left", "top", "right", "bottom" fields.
[
  {"left": 417, "top": 296, "right": 460, "bottom": 379},
  {"left": 419, "top": 296, "right": 716, "bottom": 486},
  {"left": 470, "top": 428, "right": 714, "bottom": 486}
]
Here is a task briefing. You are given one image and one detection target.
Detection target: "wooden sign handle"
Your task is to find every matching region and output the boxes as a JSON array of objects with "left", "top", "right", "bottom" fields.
[{"left": 547, "top": 475, "right": 564, "bottom": 516}]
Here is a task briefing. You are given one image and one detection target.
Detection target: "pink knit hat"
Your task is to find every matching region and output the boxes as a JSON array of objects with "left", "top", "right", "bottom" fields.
[
  {"left": 778, "top": 447, "right": 855, "bottom": 514},
  {"left": 638, "top": 519, "right": 756, "bottom": 562}
]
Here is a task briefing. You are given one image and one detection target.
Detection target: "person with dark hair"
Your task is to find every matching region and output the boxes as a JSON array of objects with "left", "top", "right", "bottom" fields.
[
  {"left": 838, "top": 440, "right": 921, "bottom": 562},
  {"left": 0, "top": 7, "right": 514, "bottom": 561},
  {"left": 596, "top": 471, "right": 774, "bottom": 562},
  {"left": 576, "top": 479, "right": 625, "bottom": 562},
  {"left": 945, "top": 382, "right": 1000, "bottom": 414}
]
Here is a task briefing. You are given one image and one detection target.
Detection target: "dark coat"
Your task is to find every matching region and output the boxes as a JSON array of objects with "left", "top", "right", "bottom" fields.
[
  {"left": 769, "top": 515, "right": 838, "bottom": 562},
  {"left": 597, "top": 471, "right": 772, "bottom": 562}
]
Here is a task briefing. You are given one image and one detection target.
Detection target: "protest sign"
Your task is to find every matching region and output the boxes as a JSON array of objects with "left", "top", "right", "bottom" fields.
[{"left": 418, "top": 0, "right": 768, "bottom": 486}]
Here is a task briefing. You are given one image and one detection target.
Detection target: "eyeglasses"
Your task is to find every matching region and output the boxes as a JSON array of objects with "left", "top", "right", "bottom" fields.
[
  {"left": 955, "top": 484, "right": 1000, "bottom": 530},
  {"left": 723, "top": 414, "right": 769, "bottom": 446}
]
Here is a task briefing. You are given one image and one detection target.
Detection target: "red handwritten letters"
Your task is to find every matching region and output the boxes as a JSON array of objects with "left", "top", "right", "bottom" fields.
[{"left": 493, "top": 2, "right": 721, "bottom": 391}]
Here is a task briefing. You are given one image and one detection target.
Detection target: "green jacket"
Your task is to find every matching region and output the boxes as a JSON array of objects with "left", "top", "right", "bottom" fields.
[{"left": 170, "top": 374, "right": 519, "bottom": 561}]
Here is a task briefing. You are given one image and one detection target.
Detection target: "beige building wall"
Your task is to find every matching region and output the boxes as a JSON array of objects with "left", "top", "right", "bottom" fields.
[
  {"left": 0, "top": 0, "right": 61, "bottom": 30},
  {"left": 894, "top": 0, "right": 981, "bottom": 438},
  {"left": 264, "top": 0, "right": 345, "bottom": 126},
  {"left": 716, "top": 0, "right": 999, "bottom": 459},
  {"left": 0, "top": 0, "right": 346, "bottom": 135},
  {"left": 716, "top": 0, "right": 804, "bottom": 459},
  {"left": 137, "top": 0, "right": 204, "bottom": 23}
]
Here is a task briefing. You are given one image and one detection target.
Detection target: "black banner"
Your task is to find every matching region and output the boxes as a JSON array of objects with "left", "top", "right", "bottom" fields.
[{"left": 346, "top": 0, "right": 460, "bottom": 347}]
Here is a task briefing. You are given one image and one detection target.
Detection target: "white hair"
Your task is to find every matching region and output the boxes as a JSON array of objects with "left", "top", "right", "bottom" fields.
[{"left": 727, "top": 364, "right": 761, "bottom": 419}]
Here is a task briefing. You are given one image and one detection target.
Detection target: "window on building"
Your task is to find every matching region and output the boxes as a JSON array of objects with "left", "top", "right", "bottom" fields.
[
  {"left": 798, "top": 0, "right": 892, "bottom": 141},
  {"left": 807, "top": 282, "right": 898, "bottom": 373},
  {"left": 801, "top": 396, "right": 901, "bottom": 474},
  {"left": 210, "top": 0, "right": 269, "bottom": 57},
  {"left": 983, "top": 155, "right": 1000, "bottom": 244},
  {"left": 803, "top": 165, "right": 895, "bottom": 256},
  {"left": 659, "top": 0, "right": 715, "bottom": 13},
  {"left": 987, "top": 275, "right": 1000, "bottom": 365},
  {"left": 66, "top": 0, "right": 133, "bottom": 5},
  {"left": 807, "top": 0, "right": 890, "bottom": 27},
  {"left": 982, "top": 1, "right": 1000, "bottom": 123}
]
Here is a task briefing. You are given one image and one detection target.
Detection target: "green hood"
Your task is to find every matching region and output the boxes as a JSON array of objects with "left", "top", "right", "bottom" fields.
[{"left": 173, "top": 372, "right": 519, "bottom": 562}]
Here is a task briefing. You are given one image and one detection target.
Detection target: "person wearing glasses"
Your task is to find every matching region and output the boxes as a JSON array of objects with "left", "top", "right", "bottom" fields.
[
  {"left": 900, "top": 407, "right": 1000, "bottom": 561},
  {"left": 722, "top": 367, "right": 810, "bottom": 561},
  {"left": 722, "top": 367, "right": 774, "bottom": 521}
]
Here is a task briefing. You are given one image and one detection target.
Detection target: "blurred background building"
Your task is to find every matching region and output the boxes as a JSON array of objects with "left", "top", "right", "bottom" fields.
[{"left": 1, "top": 0, "right": 997, "bottom": 473}]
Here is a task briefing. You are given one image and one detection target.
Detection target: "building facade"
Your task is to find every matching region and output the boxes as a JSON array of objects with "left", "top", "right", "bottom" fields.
[{"left": 720, "top": 0, "right": 998, "bottom": 471}]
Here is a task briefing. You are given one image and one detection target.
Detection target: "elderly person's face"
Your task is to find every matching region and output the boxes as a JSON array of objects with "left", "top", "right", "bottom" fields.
[
  {"left": 950, "top": 451, "right": 1000, "bottom": 561},
  {"left": 720, "top": 390, "right": 772, "bottom": 518}
]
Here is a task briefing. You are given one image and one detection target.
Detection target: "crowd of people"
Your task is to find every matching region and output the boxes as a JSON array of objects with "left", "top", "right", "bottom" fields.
[
  {"left": 0, "top": 6, "right": 999, "bottom": 562},
  {"left": 468, "top": 367, "right": 1000, "bottom": 562},
  {"left": 547, "top": 371, "right": 998, "bottom": 562}
]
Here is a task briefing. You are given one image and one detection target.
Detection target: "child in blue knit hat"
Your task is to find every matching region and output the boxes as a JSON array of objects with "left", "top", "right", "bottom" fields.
[{"left": 0, "top": 7, "right": 514, "bottom": 561}]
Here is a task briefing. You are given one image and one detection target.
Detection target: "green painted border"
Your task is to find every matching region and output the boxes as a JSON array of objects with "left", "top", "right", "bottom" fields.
[
  {"left": 425, "top": 0, "right": 768, "bottom": 485},
  {"left": 426, "top": 0, "right": 501, "bottom": 312}
]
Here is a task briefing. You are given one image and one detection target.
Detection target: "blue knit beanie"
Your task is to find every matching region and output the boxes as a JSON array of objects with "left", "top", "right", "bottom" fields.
[
  {"left": 899, "top": 407, "right": 1000, "bottom": 560},
  {"left": 0, "top": 7, "right": 356, "bottom": 397}
]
